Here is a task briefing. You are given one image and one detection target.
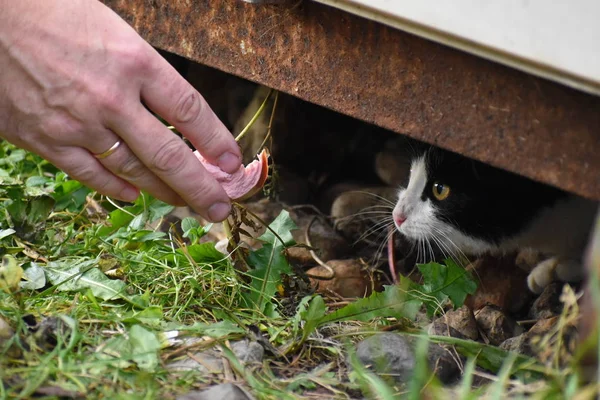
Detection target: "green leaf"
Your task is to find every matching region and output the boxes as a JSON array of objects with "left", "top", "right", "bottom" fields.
[
  {"left": 176, "top": 242, "right": 227, "bottom": 264},
  {"left": 99, "top": 208, "right": 136, "bottom": 236},
  {"left": 128, "top": 325, "right": 162, "bottom": 371},
  {"left": 122, "top": 306, "right": 164, "bottom": 326},
  {"left": 5, "top": 190, "right": 27, "bottom": 223},
  {"left": 131, "top": 231, "right": 166, "bottom": 243},
  {"left": 257, "top": 210, "right": 297, "bottom": 246},
  {"left": 298, "top": 295, "right": 326, "bottom": 345},
  {"left": 52, "top": 180, "right": 90, "bottom": 212},
  {"left": 128, "top": 211, "right": 148, "bottom": 231},
  {"left": 4, "top": 189, "right": 55, "bottom": 241},
  {"left": 319, "top": 285, "right": 421, "bottom": 325},
  {"left": 93, "top": 325, "right": 162, "bottom": 372},
  {"left": 148, "top": 198, "right": 174, "bottom": 221},
  {"left": 20, "top": 262, "right": 46, "bottom": 290},
  {"left": 181, "top": 217, "right": 200, "bottom": 234},
  {"left": 181, "top": 218, "right": 212, "bottom": 244},
  {"left": 25, "top": 176, "right": 50, "bottom": 187},
  {"left": 243, "top": 210, "right": 297, "bottom": 314},
  {"left": 416, "top": 260, "right": 477, "bottom": 316},
  {"left": 27, "top": 196, "right": 55, "bottom": 226},
  {"left": 23, "top": 186, "right": 49, "bottom": 197},
  {"left": 426, "top": 334, "right": 541, "bottom": 379},
  {"left": 438, "top": 259, "right": 478, "bottom": 306},
  {"left": 2, "top": 148, "right": 26, "bottom": 164},
  {"left": 93, "top": 335, "right": 133, "bottom": 371},
  {"left": 245, "top": 241, "right": 292, "bottom": 313},
  {"left": 129, "top": 291, "right": 151, "bottom": 309},
  {"left": 44, "top": 259, "right": 128, "bottom": 301}
]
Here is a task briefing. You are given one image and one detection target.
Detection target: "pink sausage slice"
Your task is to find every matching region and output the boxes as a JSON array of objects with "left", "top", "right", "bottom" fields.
[{"left": 194, "top": 149, "right": 269, "bottom": 201}]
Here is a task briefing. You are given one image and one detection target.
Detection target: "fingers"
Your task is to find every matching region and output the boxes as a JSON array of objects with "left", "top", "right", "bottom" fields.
[
  {"left": 139, "top": 52, "right": 242, "bottom": 174},
  {"left": 94, "top": 136, "right": 186, "bottom": 207},
  {"left": 48, "top": 146, "right": 140, "bottom": 202},
  {"left": 112, "top": 106, "right": 233, "bottom": 222}
]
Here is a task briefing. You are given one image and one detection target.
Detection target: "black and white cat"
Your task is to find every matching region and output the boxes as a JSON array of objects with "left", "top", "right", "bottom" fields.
[{"left": 392, "top": 147, "right": 597, "bottom": 293}]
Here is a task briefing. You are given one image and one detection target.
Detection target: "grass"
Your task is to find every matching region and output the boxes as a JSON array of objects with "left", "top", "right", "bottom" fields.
[{"left": 0, "top": 139, "right": 599, "bottom": 399}]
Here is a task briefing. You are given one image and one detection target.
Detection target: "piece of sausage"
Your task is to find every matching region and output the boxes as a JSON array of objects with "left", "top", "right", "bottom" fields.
[{"left": 194, "top": 149, "right": 269, "bottom": 201}]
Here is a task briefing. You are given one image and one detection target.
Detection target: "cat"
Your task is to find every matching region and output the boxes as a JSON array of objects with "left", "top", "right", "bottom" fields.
[{"left": 392, "top": 147, "right": 597, "bottom": 293}]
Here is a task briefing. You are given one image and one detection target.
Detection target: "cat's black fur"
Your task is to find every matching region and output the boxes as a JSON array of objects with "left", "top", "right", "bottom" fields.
[
  {"left": 420, "top": 148, "right": 568, "bottom": 245},
  {"left": 393, "top": 144, "right": 596, "bottom": 292}
]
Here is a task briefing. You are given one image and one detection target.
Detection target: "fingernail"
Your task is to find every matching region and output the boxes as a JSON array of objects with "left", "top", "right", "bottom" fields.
[
  {"left": 208, "top": 202, "right": 231, "bottom": 222},
  {"left": 217, "top": 152, "right": 241, "bottom": 174},
  {"left": 120, "top": 187, "right": 140, "bottom": 202}
]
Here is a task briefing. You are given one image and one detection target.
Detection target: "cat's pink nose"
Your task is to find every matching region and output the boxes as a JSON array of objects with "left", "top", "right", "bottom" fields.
[{"left": 394, "top": 214, "right": 407, "bottom": 226}]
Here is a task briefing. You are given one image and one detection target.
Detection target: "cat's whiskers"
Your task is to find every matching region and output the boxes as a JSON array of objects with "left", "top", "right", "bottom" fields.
[
  {"left": 335, "top": 208, "right": 394, "bottom": 224},
  {"left": 417, "top": 237, "right": 426, "bottom": 264},
  {"left": 413, "top": 238, "right": 420, "bottom": 263},
  {"left": 428, "top": 228, "right": 456, "bottom": 261},
  {"left": 369, "top": 221, "right": 394, "bottom": 252},
  {"left": 354, "top": 217, "right": 394, "bottom": 246},
  {"left": 426, "top": 237, "right": 436, "bottom": 263},
  {"left": 422, "top": 238, "right": 430, "bottom": 264},
  {"left": 335, "top": 205, "right": 394, "bottom": 228},
  {"left": 401, "top": 220, "right": 466, "bottom": 266},
  {"left": 402, "top": 234, "right": 420, "bottom": 265},
  {"left": 429, "top": 233, "right": 456, "bottom": 264},
  {"left": 373, "top": 226, "right": 396, "bottom": 270},
  {"left": 341, "top": 200, "right": 399, "bottom": 268},
  {"left": 431, "top": 225, "right": 471, "bottom": 266},
  {"left": 350, "top": 190, "right": 397, "bottom": 207}
]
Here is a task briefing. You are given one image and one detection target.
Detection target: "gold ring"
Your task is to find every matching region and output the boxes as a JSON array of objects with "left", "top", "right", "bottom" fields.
[{"left": 93, "top": 140, "right": 122, "bottom": 159}]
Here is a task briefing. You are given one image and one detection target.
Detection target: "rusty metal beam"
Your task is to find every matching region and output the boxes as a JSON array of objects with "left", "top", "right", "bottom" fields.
[{"left": 102, "top": 0, "right": 600, "bottom": 200}]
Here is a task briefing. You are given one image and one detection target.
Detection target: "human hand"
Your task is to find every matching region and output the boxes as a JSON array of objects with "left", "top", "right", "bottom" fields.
[{"left": 0, "top": 0, "right": 242, "bottom": 222}]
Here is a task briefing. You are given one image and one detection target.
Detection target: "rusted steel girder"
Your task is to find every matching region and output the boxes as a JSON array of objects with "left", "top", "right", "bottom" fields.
[{"left": 102, "top": 0, "right": 600, "bottom": 200}]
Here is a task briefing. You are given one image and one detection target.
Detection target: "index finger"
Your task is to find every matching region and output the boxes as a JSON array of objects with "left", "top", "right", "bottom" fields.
[
  {"left": 140, "top": 51, "right": 242, "bottom": 174},
  {"left": 114, "top": 106, "right": 233, "bottom": 222}
]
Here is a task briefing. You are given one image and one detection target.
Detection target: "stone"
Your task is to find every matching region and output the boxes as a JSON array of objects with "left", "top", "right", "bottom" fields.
[
  {"left": 427, "top": 321, "right": 467, "bottom": 340},
  {"left": 425, "top": 321, "right": 467, "bottom": 384},
  {"left": 529, "top": 282, "right": 564, "bottom": 320},
  {"left": 426, "top": 342, "right": 462, "bottom": 384},
  {"left": 528, "top": 316, "right": 559, "bottom": 337},
  {"left": 307, "top": 259, "right": 382, "bottom": 298},
  {"left": 355, "top": 332, "right": 461, "bottom": 385},
  {"left": 528, "top": 317, "right": 577, "bottom": 366},
  {"left": 177, "top": 383, "right": 254, "bottom": 400},
  {"left": 474, "top": 305, "right": 523, "bottom": 346},
  {"left": 355, "top": 333, "right": 415, "bottom": 384},
  {"left": 499, "top": 334, "right": 533, "bottom": 357},
  {"left": 231, "top": 339, "right": 264, "bottom": 365},
  {"left": 432, "top": 306, "right": 479, "bottom": 341},
  {"left": 166, "top": 349, "right": 223, "bottom": 373}
]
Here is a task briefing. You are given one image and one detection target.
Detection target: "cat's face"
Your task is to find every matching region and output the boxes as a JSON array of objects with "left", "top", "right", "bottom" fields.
[{"left": 392, "top": 148, "right": 566, "bottom": 257}]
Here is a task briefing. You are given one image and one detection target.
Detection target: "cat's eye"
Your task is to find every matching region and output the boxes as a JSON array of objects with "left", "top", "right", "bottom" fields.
[{"left": 432, "top": 182, "right": 450, "bottom": 200}]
